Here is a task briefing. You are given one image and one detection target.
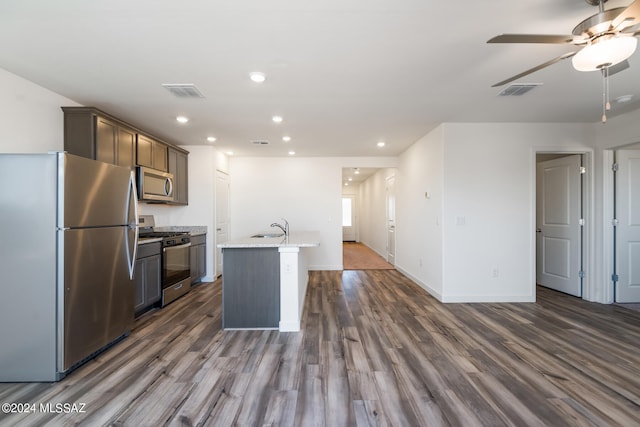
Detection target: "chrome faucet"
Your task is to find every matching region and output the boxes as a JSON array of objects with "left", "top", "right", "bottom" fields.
[{"left": 271, "top": 218, "right": 289, "bottom": 237}]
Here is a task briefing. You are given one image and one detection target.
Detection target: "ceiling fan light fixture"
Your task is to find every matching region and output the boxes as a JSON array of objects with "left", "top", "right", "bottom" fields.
[{"left": 572, "top": 36, "right": 637, "bottom": 71}]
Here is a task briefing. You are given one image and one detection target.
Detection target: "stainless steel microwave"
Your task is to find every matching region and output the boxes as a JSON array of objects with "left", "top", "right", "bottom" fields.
[{"left": 137, "top": 167, "right": 174, "bottom": 202}]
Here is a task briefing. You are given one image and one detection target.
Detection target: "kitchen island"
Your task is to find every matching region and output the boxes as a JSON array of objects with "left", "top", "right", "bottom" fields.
[{"left": 218, "top": 231, "right": 320, "bottom": 332}]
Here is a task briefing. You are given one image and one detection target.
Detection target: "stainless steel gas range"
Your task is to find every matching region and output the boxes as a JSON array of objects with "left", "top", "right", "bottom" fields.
[{"left": 138, "top": 215, "right": 191, "bottom": 306}]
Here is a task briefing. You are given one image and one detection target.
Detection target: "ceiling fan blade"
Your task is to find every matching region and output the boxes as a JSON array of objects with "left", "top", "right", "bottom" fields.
[
  {"left": 607, "top": 59, "right": 630, "bottom": 76},
  {"left": 491, "top": 52, "right": 577, "bottom": 87},
  {"left": 487, "top": 34, "right": 575, "bottom": 44},
  {"left": 612, "top": 0, "right": 640, "bottom": 30}
]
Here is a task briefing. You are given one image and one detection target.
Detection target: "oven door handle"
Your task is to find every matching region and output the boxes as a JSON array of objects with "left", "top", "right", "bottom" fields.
[{"left": 163, "top": 242, "right": 191, "bottom": 252}]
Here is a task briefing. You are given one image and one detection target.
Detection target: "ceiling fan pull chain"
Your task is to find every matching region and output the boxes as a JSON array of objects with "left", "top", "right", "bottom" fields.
[
  {"left": 601, "top": 68, "right": 607, "bottom": 123},
  {"left": 605, "top": 67, "right": 611, "bottom": 111}
]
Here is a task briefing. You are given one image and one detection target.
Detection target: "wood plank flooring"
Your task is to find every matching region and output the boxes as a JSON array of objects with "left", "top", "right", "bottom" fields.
[{"left": 1, "top": 270, "right": 640, "bottom": 426}]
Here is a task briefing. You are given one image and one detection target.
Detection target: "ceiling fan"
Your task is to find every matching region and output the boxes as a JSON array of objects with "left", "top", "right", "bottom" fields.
[{"left": 488, "top": 0, "right": 640, "bottom": 88}]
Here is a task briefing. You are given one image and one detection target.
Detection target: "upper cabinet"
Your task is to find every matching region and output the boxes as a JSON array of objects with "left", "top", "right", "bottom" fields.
[
  {"left": 63, "top": 107, "right": 136, "bottom": 169},
  {"left": 137, "top": 134, "right": 168, "bottom": 172},
  {"left": 168, "top": 147, "right": 188, "bottom": 205},
  {"left": 62, "top": 106, "right": 189, "bottom": 204}
]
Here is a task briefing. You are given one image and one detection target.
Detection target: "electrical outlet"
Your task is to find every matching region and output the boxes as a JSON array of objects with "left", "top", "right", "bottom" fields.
[{"left": 491, "top": 268, "right": 499, "bottom": 278}]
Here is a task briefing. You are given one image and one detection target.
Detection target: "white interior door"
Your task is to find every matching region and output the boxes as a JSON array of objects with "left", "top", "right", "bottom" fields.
[
  {"left": 536, "top": 155, "right": 582, "bottom": 297},
  {"left": 386, "top": 176, "right": 396, "bottom": 265},
  {"left": 215, "top": 170, "right": 230, "bottom": 278},
  {"left": 615, "top": 149, "right": 640, "bottom": 302},
  {"left": 342, "top": 195, "right": 357, "bottom": 241}
]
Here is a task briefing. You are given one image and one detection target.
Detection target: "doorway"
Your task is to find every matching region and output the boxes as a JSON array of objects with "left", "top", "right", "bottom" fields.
[
  {"left": 613, "top": 147, "right": 640, "bottom": 302},
  {"left": 341, "top": 167, "right": 395, "bottom": 268},
  {"left": 536, "top": 153, "right": 585, "bottom": 297},
  {"left": 215, "top": 170, "right": 230, "bottom": 278},
  {"left": 342, "top": 195, "right": 357, "bottom": 242},
  {"left": 386, "top": 175, "right": 396, "bottom": 265}
]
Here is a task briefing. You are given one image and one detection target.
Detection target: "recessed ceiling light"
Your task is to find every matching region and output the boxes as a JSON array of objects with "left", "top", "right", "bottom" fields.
[
  {"left": 176, "top": 116, "right": 189, "bottom": 124},
  {"left": 354, "top": 169, "right": 360, "bottom": 175},
  {"left": 226, "top": 151, "right": 234, "bottom": 156},
  {"left": 377, "top": 141, "right": 385, "bottom": 147},
  {"left": 288, "top": 151, "right": 296, "bottom": 156},
  {"left": 207, "top": 136, "right": 217, "bottom": 143},
  {"left": 348, "top": 177, "right": 353, "bottom": 181},
  {"left": 344, "top": 182, "right": 349, "bottom": 186},
  {"left": 282, "top": 136, "right": 291, "bottom": 142},
  {"left": 272, "top": 115, "right": 283, "bottom": 123},
  {"left": 249, "top": 72, "right": 266, "bottom": 83}
]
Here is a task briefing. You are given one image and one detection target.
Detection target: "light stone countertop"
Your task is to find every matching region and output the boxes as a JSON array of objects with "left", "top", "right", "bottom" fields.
[
  {"left": 155, "top": 226, "right": 207, "bottom": 236},
  {"left": 138, "top": 226, "right": 207, "bottom": 245},
  {"left": 217, "top": 231, "right": 321, "bottom": 249}
]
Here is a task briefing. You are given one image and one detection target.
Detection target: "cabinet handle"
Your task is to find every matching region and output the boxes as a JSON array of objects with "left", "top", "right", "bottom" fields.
[{"left": 164, "top": 177, "right": 174, "bottom": 197}]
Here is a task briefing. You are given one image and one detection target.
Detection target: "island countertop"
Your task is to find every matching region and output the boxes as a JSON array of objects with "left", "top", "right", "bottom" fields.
[{"left": 217, "top": 231, "right": 321, "bottom": 249}]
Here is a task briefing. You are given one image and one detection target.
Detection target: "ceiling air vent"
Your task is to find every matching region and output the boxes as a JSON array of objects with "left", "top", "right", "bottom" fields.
[
  {"left": 251, "top": 140, "right": 270, "bottom": 145},
  {"left": 498, "top": 83, "right": 542, "bottom": 97},
  {"left": 162, "top": 84, "right": 205, "bottom": 98}
]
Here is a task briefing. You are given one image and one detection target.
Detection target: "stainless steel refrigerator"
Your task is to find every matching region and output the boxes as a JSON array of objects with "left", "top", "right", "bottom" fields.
[{"left": 0, "top": 152, "right": 138, "bottom": 382}]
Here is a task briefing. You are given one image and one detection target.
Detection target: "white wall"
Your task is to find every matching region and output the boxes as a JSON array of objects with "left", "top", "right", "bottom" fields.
[
  {"left": 0, "top": 68, "right": 80, "bottom": 152},
  {"left": 229, "top": 156, "right": 397, "bottom": 270},
  {"left": 395, "top": 125, "right": 445, "bottom": 298},
  {"left": 392, "top": 122, "right": 601, "bottom": 302},
  {"left": 440, "top": 123, "right": 591, "bottom": 302},
  {"left": 229, "top": 157, "right": 343, "bottom": 270}
]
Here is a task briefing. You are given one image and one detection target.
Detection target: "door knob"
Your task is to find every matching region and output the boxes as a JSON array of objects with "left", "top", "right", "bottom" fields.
[{"left": 536, "top": 228, "right": 542, "bottom": 233}]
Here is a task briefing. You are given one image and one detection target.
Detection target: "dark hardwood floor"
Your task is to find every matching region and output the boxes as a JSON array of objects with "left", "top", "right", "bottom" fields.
[{"left": 1, "top": 270, "right": 639, "bottom": 426}]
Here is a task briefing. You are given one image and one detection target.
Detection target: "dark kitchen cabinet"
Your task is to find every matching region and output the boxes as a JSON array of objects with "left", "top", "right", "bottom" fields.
[
  {"left": 190, "top": 234, "right": 206, "bottom": 284},
  {"left": 62, "top": 106, "right": 189, "bottom": 204},
  {"left": 222, "top": 247, "right": 280, "bottom": 328},
  {"left": 137, "top": 134, "right": 168, "bottom": 172},
  {"left": 135, "top": 242, "right": 161, "bottom": 315},
  {"left": 63, "top": 107, "right": 136, "bottom": 169},
  {"left": 168, "top": 147, "right": 189, "bottom": 205}
]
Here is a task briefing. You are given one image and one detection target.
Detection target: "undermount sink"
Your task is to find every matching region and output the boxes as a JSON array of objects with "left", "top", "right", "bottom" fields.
[{"left": 251, "top": 233, "right": 284, "bottom": 238}]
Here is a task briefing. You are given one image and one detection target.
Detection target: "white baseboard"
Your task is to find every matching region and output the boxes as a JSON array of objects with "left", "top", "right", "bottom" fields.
[
  {"left": 394, "top": 265, "right": 444, "bottom": 302},
  {"left": 279, "top": 321, "right": 301, "bottom": 332},
  {"left": 441, "top": 295, "right": 535, "bottom": 303},
  {"left": 309, "top": 265, "right": 343, "bottom": 271}
]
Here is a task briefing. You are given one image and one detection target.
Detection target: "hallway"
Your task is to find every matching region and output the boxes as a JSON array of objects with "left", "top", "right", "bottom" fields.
[{"left": 342, "top": 242, "right": 394, "bottom": 270}]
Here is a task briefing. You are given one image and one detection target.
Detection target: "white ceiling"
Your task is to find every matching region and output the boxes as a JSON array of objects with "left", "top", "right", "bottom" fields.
[{"left": 1, "top": 0, "right": 639, "bottom": 157}]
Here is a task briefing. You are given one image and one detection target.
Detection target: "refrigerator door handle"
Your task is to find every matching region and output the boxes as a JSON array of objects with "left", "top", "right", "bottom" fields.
[{"left": 126, "top": 172, "right": 139, "bottom": 280}]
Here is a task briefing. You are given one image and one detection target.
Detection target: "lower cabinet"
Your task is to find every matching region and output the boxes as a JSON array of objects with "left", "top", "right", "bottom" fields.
[
  {"left": 222, "top": 247, "right": 280, "bottom": 329},
  {"left": 190, "top": 234, "right": 206, "bottom": 284},
  {"left": 135, "top": 242, "right": 161, "bottom": 315}
]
